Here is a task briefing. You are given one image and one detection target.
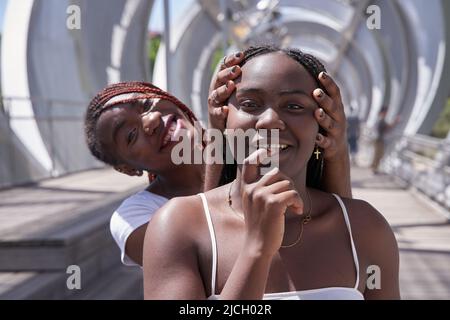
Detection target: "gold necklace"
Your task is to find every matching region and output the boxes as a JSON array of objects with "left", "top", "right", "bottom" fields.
[{"left": 227, "top": 180, "right": 313, "bottom": 248}]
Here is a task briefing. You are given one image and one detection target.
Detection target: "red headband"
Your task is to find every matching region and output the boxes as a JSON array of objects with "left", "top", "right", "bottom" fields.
[{"left": 96, "top": 81, "right": 197, "bottom": 124}]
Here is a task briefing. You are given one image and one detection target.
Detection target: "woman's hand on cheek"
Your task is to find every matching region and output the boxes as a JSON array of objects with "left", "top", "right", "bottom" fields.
[
  {"left": 208, "top": 52, "right": 245, "bottom": 131},
  {"left": 312, "top": 72, "right": 349, "bottom": 161}
]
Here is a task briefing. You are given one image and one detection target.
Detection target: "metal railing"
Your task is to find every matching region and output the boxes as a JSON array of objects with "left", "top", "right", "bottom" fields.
[
  {"left": 0, "top": 96, "right": 103, "bottom": 188},
  {"left": 384, "top": 133, "right": 450, "bottom": 213}
]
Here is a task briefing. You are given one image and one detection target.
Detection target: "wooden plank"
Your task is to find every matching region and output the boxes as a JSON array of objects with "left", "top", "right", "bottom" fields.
[{"left": 352, "top": 167, "right": 450, "bottom": 299}]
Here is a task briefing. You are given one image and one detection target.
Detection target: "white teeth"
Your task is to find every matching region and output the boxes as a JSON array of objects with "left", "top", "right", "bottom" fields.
[
  {"left": 162, "top": 121, "right": 176, "bottom": 148},
  {"left": 259, "top": 144, "right": 288, "bottom": 150}
]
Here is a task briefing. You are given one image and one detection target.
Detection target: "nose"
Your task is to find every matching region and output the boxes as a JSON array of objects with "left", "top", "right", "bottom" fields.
[
  {"left": 142, "top": 111, "right": 161, "bottom": 136},
  {"left": 255, "top": 108, "right": 286, "bottom": 131}
]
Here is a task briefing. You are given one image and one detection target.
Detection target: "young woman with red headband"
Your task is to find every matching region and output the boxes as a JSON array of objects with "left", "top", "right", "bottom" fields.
[{"left": 84, "top": 52, "right": 353, "bottom": 267}]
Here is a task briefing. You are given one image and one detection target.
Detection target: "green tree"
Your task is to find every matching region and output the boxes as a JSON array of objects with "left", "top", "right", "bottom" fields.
[
  {"left": 431, "top": 98, "right": 450, "bottom": 138},
  {"left": 148, "top": 35, "right": 161, "bottom": 79},
  {"left": 211, "top": 46, "right": 224, "bottom": 75}
]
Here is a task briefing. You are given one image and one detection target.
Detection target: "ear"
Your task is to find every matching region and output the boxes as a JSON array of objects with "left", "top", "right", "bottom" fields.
[{"left": 114, "top": 165, "right": 143, "bottom": 177}]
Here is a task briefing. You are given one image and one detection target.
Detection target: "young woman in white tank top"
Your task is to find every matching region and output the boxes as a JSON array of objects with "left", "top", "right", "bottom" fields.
[{"left": 143, "top": 45, "right": 400, "bottom": 300}]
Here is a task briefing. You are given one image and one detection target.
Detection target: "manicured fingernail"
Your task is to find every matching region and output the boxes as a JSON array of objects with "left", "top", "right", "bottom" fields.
[
  {"left": 226, "top": 80, "right": 233, "bottom": 88},
  {"left": 235, "top": 52, "right": 242, "bottom": 58},
  {"left": 231, "top": 66, "right": 237, "bottom": 73},
  {"left": 316, "top": 89, "right": 324, "bottom": 98},
  {"left": 319, "top": 108, "right": 324, "bottom": 118},
  {"left": 320, "top": 72, "right": 327, "bottom": 80}
]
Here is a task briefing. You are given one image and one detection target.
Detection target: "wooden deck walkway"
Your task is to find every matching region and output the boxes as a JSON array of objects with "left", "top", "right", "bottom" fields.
[
  {"left": 0, "top": 168, "right": 147, "bottom": 299},
  {"left": 352, "top": 166, "right": 450, "bottom": 299}
]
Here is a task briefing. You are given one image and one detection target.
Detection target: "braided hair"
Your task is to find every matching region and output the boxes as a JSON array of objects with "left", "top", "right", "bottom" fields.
[
  {"left": 85, "top": 81, "right": 197, "bottom": 166},
  {"left": 220, "top": 45, "right": 326, "bottom": 189}
]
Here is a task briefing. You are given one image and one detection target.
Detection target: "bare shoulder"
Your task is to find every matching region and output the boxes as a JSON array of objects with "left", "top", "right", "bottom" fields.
[
  {"left": 340, "top": 197, "right": 398, "bottom": 263},
  {"left": 144, "top": 194, "right": 206, "bottom": 247},
  {"left": 338, "top": 197, "right": 400, "bottom": 299},
  {"left": 341, "top": 198, "right": 391, "bottom": 230},
  {"left": 143, "top": 194, "right": 210, "bottom": 299}
]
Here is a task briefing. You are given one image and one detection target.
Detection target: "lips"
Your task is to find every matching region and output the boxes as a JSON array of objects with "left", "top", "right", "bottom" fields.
[
  {"left": 159, "top": 114, "right": 186, "bottom": 150},
  {"left": 257, "top": 143, "right": 289, "bottom": 152},
  {"left": 160, "top": 114, "right": 176, "bottom": 150}
]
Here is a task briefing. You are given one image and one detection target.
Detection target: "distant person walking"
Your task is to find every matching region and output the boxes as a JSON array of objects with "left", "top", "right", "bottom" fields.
[
  {"left": 371, "top": 106, "right": 400, "bottom": 174},
  {"left": 347, "top": 114, "right": 361, "bottom": 165}
]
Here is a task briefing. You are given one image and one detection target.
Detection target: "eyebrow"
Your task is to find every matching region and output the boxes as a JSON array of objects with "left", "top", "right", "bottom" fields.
[
  {"left": 112, "top": 119, "right": 126, "bottom": 145},
  {"left": 279, "top": 89, "right": 309, "bottom": 96},
  {"left": 237, "top": 88, "right": 309, "bottom": 97}
]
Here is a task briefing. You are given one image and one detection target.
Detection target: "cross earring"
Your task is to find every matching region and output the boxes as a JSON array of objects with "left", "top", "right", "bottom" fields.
[{"left": 314, "top": 146, "right": 321, "bottom": 160}]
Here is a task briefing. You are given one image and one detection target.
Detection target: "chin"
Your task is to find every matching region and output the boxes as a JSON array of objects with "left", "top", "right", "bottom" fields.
[{"left": 278, "top": 156, "right": 308, "bottom": 176}]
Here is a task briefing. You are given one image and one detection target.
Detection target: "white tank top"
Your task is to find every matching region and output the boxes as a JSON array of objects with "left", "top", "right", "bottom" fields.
[{"left": 198, "top": 192, "right": 364, "bottom": 300}]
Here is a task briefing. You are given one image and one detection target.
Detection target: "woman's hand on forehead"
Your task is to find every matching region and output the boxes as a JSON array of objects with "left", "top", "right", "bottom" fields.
[{"left": 208, "top": 51, "right": 245, "bottom": 131}]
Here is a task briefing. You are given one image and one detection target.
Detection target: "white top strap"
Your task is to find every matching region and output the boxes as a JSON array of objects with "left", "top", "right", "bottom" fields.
[
  {"left": 332, "top": 194, "right": 360, "bottom": 290},
  {"left": 198, "top": 193, "right": 218, "bottom": 296}
]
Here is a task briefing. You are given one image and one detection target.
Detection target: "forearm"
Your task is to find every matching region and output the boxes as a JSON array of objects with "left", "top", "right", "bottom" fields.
[
  {"left": 219, "top": 246, "right": 273, "bottom": 300},
  {"left": 321, "top": 149, "right": 352, "bottom": 198},
  {"left": 203, "top": 128, "right": 224, "bottom": 191}
]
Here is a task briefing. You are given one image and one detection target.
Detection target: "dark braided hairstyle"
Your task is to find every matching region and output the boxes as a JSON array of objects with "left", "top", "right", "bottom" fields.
[
  {"left": 85, "top": 81, "right": 197, "bottom": 166},
  {"left": 220, "top": 45, "right": 327, "bottom": 189}
]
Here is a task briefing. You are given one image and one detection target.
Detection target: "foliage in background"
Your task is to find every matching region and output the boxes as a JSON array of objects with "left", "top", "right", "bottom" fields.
[
  {"left": 148, "top": 35, "right": 161, "bottom": 80},
  {"left": 146, "top": 38, "right": 225, "bottom": 86},
  {"left": 210, "top": 46, "right": 224, "bottom": 76},
  {"left": 431, "top": 98, "right": 450, "bottom": 138}
]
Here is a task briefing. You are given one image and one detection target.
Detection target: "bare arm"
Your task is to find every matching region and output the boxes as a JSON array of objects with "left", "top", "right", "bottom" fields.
[
  {"left": 350, "top": 200, "right": 400, "bottom": 299},
  {"left": 204, "top": 52, "right": 244, "bottom": 191},
  {"left": 364, "top": 208, "right": 400, "bottom": 300},
  {"left": 313, "top": 72, "right": 352, "bottom": 198},
  {"left": 143, "top": 199, "right": 206, "bottom": 299},
  {"left": 124, "top": 223, "right": 148, "bottom": 266},
  {"left": 321, "top": 150, "right": 352, "bottom": 199}
]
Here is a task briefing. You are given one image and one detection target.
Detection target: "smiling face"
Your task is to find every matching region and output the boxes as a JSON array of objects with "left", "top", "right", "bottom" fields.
[
  {"left": 95, "top": 98, "right": 196, "bottom": 174},
  {"left": 227, "top": 51, "right": 320, "bottom": 180}
]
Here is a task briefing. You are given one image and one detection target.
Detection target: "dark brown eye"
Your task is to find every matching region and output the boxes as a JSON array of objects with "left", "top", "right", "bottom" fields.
[
  {"left": 287, "top": 104, "right": 304, "bottom": 110},
  {"left": 240, "top": 100, "right": 261, "bottom": 110},
  {"left": 142, "top": 99, "right": 155, "bottom": 112},
  {"left": 127, "top": 128, "right": 137, "bottom": 145}
]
